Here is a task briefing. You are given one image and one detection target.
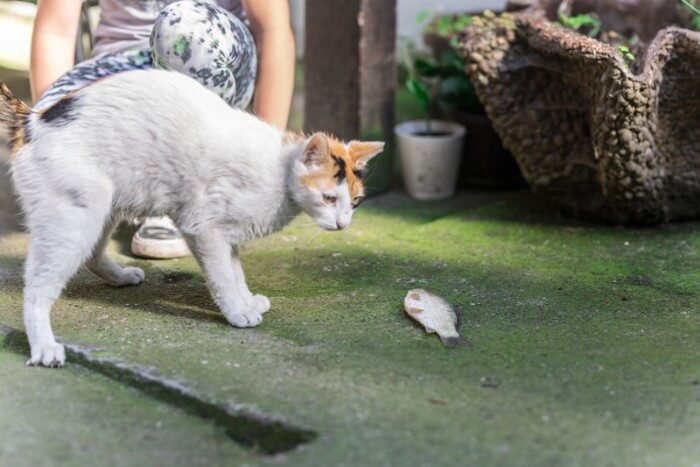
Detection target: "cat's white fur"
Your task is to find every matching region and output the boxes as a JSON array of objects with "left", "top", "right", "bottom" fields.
[{"left": 10, "top": 69, "right": 382, "bottom": 367}]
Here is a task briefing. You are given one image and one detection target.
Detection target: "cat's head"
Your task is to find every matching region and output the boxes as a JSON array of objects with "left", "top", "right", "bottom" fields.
[{"left": 291, "top": 133, "right": 384, "bottom": 231}]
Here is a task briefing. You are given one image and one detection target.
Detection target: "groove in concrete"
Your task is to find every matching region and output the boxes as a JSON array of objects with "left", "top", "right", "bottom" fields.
[{"left": 0, "top": 326, "right": 317, "bottom": 454}]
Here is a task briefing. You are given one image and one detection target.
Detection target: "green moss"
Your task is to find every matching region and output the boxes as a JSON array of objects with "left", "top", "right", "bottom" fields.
[{"left": 0, "top": 191, "right": 698, "bottom": 465}]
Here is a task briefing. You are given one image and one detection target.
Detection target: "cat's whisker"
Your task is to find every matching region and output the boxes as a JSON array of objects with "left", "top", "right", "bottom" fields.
[
  {"left": 296, "top": 225, "right": 319, "bottom": 232},
  {"left": 364, "top": 166, "right": 377, "bottom": 182},
  {"left": 365, "top": 181, "right": 390, "bottom": 197},
  {"left": 294, "top": 221, "right": 319, "bottom": 228},
  {"left": 305, "top": 227, "right": 324, "bottom": 244}
]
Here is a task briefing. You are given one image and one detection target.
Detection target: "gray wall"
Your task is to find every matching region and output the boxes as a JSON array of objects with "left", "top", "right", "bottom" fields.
[
  {"left": 290, "top": 0, "right": 506, "bottom": 57},
  {"left": 289, "top": 0, "right": 305, "bottom": 57},
  {"left": 398, "top": 0, "right": 506, "bottom": 45}
]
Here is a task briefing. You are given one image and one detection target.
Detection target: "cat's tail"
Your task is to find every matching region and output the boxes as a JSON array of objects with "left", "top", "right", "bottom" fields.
[{"left": 0, "top": 81, "right": 31, "bottom": 154}]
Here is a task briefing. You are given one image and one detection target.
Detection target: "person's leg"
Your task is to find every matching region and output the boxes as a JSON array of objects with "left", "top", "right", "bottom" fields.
[
  {"left": 39, "top": 2, "right": 258, "bottom": 260},
  {"left": 35, "top": 49, "right": 152, "bottom": 111},
  {"left": 150, "top": 0, "right": 257, "bottom": 109},
  {"left": 131, "top": 1, "right": 258, "bottom": 259}
]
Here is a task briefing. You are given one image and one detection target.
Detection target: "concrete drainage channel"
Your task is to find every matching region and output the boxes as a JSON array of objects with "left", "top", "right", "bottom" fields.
[{"left": 0, "top": 326, "right": 317, "bottom": 455}]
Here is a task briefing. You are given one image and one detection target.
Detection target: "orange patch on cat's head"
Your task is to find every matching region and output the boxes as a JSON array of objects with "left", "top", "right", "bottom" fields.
[{"left": 300, "top": 133, "right": 384, "bottom": 199}]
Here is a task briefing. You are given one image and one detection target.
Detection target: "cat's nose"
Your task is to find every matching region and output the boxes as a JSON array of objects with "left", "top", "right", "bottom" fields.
[{"left": 336, "top": 221, "right": 346, "bottom": 230}]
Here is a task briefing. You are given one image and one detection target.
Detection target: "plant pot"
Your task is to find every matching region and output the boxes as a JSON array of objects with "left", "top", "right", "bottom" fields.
[{"left": 395, "top": 120, "right": 466, "bottom": 200}]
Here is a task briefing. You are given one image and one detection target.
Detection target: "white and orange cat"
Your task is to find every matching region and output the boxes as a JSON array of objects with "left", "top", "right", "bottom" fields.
[{"left": 0, "top": 70, "right": 383, "bottom": 367}]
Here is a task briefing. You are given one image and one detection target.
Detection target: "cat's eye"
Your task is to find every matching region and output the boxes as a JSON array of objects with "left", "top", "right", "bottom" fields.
[
  {"left": 352, "top": 197, "right": 363, "bottom": 208},
  {"left": 323, "top": 194, "right": 337, "bottom": 205}
]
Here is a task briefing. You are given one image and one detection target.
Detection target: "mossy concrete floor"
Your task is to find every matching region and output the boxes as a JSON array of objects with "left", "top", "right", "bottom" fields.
[{"left": 1, "top": 191, "right": 698, "bottom": 466}]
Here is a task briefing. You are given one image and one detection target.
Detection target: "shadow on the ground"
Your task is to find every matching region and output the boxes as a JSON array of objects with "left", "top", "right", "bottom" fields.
[
  {"left": 0, "top": 230, "right": 696, "bottom": 331},
  {"left": 365, "top": 190, "right": 700, "bottom": 237},
  {"left": 1, "top": 188, "right": 697, "bottom": 331},
  {"left": 366, "top": 189, "right": 581, "bottom": 227}
]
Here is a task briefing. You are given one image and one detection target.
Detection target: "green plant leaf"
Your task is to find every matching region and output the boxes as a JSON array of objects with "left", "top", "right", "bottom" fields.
[
  {"left": 406, "top": 77, "right": 431, "bottom": 112},
  {"left": 454, "top": 14, "right": 473, "bottom": 30},
  {"left": 677, "top": 0, "right": 700, "bottom": 30},
  {"left": 436, "top": 16, "right": 454, "bottom": 36},
  {"left": 617, "top": 45, "right": 635, "bottom": 62},
  {"left": 415, "top": 57, "right": 440, "bottom": 77},
  {"left": 435, "top": 73, "right": 482, "bottom": 114},
  {"left": 558, "top": 13, "right": 601, "bottom": 37},
  {"left": 438, "top": 75, "right": 471, "bottom": 99},
  {"left": 439, "top": 49, "right": 465, "bottom": 72},
  {"left": 416, "top": 10, "right": 430, "bottom": 24},
  {"left": 680, "top": 0, "right": 700, "bottom": 14}
]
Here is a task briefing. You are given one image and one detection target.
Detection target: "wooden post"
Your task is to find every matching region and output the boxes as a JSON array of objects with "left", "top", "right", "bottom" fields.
[{"left": 305, "top": 0, "right": 397, "bottom": 192}]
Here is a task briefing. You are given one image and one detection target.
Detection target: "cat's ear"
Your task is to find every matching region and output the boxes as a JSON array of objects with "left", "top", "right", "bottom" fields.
[
  {"left": 302, "top": 133, "right": 330, "bottom": 168},
  {"left": 348, "top": 141, "right": 385, "bottom": 170}
]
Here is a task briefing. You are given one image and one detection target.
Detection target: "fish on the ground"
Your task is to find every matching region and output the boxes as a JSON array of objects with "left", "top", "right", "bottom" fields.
[{"left": 403, "top": 289, "right": 471, "bottom": 348}]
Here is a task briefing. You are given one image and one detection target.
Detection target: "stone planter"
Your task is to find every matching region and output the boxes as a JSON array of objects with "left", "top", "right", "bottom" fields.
[
  {"left": 456, "top": 1, "right": 700, "bottom": 224},
  {"left": 443, "top": 110, "right": 525, "bottom": 188}
]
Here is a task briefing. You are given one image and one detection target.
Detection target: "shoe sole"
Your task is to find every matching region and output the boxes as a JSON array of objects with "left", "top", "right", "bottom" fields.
[{"left": 131, "top": 237, "right": 191, "bottom": 259}]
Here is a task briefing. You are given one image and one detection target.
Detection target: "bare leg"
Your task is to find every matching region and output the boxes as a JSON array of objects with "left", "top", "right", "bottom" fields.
[
  {"left": 86, "top": 219, "right": 145, "bottom": 287},
  {"left": 183, "top": 229, "right": 263, "bottom": 327}
]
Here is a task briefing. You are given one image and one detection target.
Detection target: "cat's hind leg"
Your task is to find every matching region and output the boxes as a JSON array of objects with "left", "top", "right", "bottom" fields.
[
  {"left": 21, "top": 183, "right": 113, "bottom": 367},
  {"left": 86, "top": 219, "right": 145, "bottom": 287}
]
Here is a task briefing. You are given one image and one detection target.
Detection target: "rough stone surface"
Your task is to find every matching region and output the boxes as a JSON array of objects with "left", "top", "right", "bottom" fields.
[
  {"left": 457, "top": 4, "right": 700, "bottom": 224},
  {"left": 0, "top": 342, "right": 254, "bottom": 467},
  {"left": 1, "top": 192, "right": 698, "bottom": 466}
]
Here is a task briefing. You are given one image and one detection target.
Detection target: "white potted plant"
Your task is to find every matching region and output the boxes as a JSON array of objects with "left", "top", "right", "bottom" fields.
[{"left": 395, "top": 39, "right": 466, "bottom": 200}]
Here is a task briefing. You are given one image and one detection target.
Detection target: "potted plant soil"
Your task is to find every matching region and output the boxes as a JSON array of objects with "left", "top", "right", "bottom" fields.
[
  {"left": 395, "top": 40, "right": 466, "bottom": 200},
  {"left": 423, "top": 12, "right": 524, "bottom": 189}
]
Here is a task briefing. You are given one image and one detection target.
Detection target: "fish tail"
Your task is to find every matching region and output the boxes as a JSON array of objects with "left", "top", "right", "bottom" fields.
[{"left": 439, "top": 335, "right": 471, "bottom": 348}]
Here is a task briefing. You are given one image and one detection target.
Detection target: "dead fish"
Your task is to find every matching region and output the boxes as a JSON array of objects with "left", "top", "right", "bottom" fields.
[{"left": 404, "top": 289, "right": 471, "bottom": 348}]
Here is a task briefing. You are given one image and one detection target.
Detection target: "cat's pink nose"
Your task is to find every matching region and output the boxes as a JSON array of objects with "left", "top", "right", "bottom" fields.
[{"left": 336, "top": 221, "right": 346, "bottom": 230}]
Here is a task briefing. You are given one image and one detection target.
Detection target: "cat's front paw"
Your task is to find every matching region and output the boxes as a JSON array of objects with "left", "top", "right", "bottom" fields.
[
  {"left": 223, "top": 306, "right": 263, "bottom": 328},
  {"left": 113, "top": 267, "right": 145, "bottom": 287},
  {"left": 247, "top": 294, "right": 271, "bottom": 315},
  {"left": 27, "top": 342, "right": 65, "bottom": 368}
]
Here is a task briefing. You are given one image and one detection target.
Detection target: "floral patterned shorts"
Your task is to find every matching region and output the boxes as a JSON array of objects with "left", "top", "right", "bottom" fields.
[{"left": 37, "top": 1, "right": 257, "bottom": 110}]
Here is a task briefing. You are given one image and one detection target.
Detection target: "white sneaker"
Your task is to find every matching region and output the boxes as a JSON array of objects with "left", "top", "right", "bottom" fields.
[{"left": 131, "top": 216, "right": 190, "bottom": 259}]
